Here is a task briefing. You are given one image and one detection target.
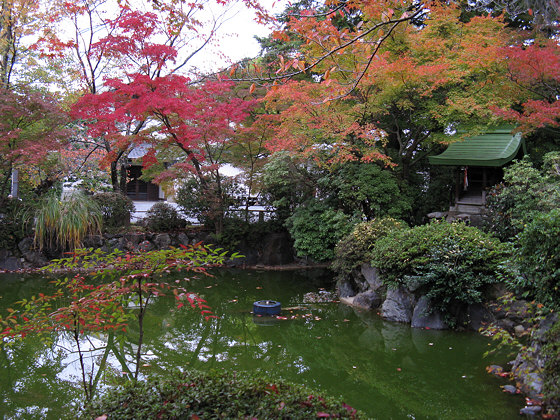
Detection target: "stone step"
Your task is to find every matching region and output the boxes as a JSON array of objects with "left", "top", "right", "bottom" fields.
[{"left": 452, "top": 203, "right": 484, "bottom": 214}]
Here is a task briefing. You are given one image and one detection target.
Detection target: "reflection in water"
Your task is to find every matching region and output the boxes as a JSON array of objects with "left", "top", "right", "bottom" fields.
[{"left": 0, "top": 269, "right": 522, "bottom": 419}]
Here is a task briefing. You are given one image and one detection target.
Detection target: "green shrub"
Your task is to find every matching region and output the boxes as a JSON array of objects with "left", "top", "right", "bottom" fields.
[
  {"left": 543, "top": 318, "right": 560, "bottom": 416},
  {"left": 515, "top": 209, "right": 560, "bottom": 310},
  {"left": 144, "top": 202, "right": 187, "bottom": 232},
  {"left": 0, "top": 198, "right": 30, "bottom": 250},
  {"left": 34, "top": 192, "right": 102, "bottom": 251},
  {"left": 92, "top": 192, "right": 135, "bottom": 230},
  {"left": 371, "top": 220, "right": 512, "bottom": 325},
  {"left": 331, "top": 217, "right": 407, "bottom": 278},
  {"left": 210, "top": 218, "right": 284, "bottom": 252},
  {"left": 81, "top": 370, "right": 363, "bottom": 419},
  {"left": 286, "top": 200, "right": 354, "bottom": 262},
  {"left": 483, "top": 155, "right": 560, "bottom": 241}
]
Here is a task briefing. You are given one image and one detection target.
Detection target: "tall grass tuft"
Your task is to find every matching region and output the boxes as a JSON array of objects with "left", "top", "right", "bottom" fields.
[{"left": 34, "top": 191, "right": 103, "bottom": 251}]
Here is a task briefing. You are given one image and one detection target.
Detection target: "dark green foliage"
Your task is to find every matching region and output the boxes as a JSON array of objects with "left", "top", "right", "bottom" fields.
[
  {"left": 326, "top": 163, "right": 412, "bottom": 220},
  {"left": 543, "top": 318, "right": 560, "bottom": 416},
  {"left": 81, "top": 370, "right": 363, "bottom": 419},
  {"left": 286, "top": 200, "right": 354, "bottom": 262},
  {"left": 483, "top": 155, "right": 560, "bottom": 241},
  {"left": 175, "top": 177, "right": 240, "bottom": 233},
  {"left": 0, "top": 198, "right": 29, "bottom": 250},
  {"left": 371, "top": 221, "right": 512, "bottom": 325},
  {"left": 331, "top": 217, "right": 407, "bottom": 279},
  {"left": 210, "top": 218, "right": 284, "bottom": 252},
  {"left": 92, "top": 192, "right": 135, "bottom": 230},
  {"left": 515, "top": 209, "right": 560, "bottom": 310},
  {"left": 261, "top": 152, "right": 319, "bottom": 223},
  {"left": 144, "top": 202, "right": 187, "bottom": 232}
]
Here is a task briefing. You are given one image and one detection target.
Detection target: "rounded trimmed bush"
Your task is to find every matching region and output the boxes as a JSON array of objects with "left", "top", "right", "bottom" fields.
[
  {"left": 81, "top": 370, "right": 364, "bottom": 419},
  {"left": 92, "top": 192, "right": 135, "bottom": 230},
  {"left": 144, "top": 202, "right": 187, "bottom": 232},
  {"left": 331, "top": 217, "right": 407, "bottom": 279}
]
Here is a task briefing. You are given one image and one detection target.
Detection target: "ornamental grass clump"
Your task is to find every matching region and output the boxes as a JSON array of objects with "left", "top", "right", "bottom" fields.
[{"left": 34, "top": 191, "right": 102, "bottom": 251}]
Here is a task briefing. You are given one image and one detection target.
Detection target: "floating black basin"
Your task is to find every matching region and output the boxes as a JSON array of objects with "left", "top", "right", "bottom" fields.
[{"left": 253, "top": 300, "right": 281, "bottom": 316}]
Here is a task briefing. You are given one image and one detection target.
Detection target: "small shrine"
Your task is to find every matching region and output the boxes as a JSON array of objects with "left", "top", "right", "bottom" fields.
[{"left": 428, "top": 127, "right": 526, "bottom": 221}]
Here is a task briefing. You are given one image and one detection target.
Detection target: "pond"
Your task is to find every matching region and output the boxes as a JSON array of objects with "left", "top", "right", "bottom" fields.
[{"left": 0, "top": 268, "right": 523, "bottom": 419}]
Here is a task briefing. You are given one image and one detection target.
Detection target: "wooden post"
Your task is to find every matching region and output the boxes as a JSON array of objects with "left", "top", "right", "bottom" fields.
[{"left": 482, "top": 167, "right": 487, "bottom": 204}]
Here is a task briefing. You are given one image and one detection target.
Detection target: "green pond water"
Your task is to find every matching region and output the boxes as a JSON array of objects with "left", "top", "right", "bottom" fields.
[{"left": 0, "top": 268, "right": 523, "bottom": 419}]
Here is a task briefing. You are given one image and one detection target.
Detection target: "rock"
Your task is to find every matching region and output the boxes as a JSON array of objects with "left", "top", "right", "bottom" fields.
[
  {"left": 533, "top": 313, "right": 559, "bottom": 342},
  {"left": 502, "top": 385, "right": 518, "bottom": 394},
  {"left": 463, "top": 303, "right": 496, "bottom": 331},
  {"left": 505, "top": 299, "right": 531, "bottom": 324},
  {"left": 153, "top": 233, "right": 171, "bottom": 249},
  {"left": 0, "top": 252, "right": 21, "bottom": 270},
  {"left": 123, "top": 233, "right": 145, "bottom": 247},
  {"left": 23, "top": 251, "right": 48, "bottom": 267},
  {"left": 352, "top": 290, "right": 382, "bottom": 310},
  {"left": 487, "top": 365, "right": 505, "bottom": 377},
  {"left": 137, "top": 240, "right": 154, "bottom": 252},
  {"left": 411, "top": 296, "right": 447, "bottom": 330},
  {"left": 361, "top": 264, "right": 383, "bottom": 290},
  {"left": 381, "top": 287, "right": 415, "bottom": 323},
  {"left": 337, "top": 279, "right": 356, "bottom": 298},
  {"left": 17, "top": 237, "right": 34, "bottom": 254},
  {"left": 83, "top": 234, "right": 104, "bottom": 249},
  {"left": 427, "top": 211, "right": 446, "bottom": 219},
  {"left": 176, "top": 232, "right": 190, "bottom": 247},
  {"left": 261, "top": 232, "right": 293, "bottom": 265},
  {"left": 519, "top": 406, "right": 541, "bottom": 416},
  {"left": 512, "top": 353, "right": 544, "bottom": 398},
  {"left": 514, "top": 324, "right": 525, "bottom": 337}
]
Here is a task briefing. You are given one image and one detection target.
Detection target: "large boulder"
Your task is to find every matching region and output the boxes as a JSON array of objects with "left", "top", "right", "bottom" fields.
[
  {"left": 0, "top": 250, "right": 21, "bottom": 270},
  {"left": 23, "top": 251, "right": 49, "bottom": 267},
  {"left": 336, "top": 278, "right": 356, "bottom": 298},
  {"left": 381, "top": 287, "right": 416, "bottom": 323},
  {"left": 360, "top": 264, "right": 383, "bottom": 291},
  {"left": 153, "top": 233, "right": 171, "bottom": 249},
  {"left": 352, "top": 290, "right": 382, "bottom": 310},
  {"left": 463, "top": 303, "right": 496, "bottom": 331},
  {"left": 83, "top": 234, "right": 104, "bottom": 249},
  {"left": 411, "top": 296, "right": 447, "bottom": 330}
]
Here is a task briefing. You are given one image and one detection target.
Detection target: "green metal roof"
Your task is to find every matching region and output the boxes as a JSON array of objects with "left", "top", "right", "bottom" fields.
[{"left": 428, "top": 128, "right": 524, "bottom": 167}]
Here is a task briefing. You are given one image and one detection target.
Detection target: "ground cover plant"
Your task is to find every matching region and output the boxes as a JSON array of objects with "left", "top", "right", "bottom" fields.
[{"left": 81, "top": 370, "right": 364, "bottom": 419}]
